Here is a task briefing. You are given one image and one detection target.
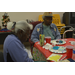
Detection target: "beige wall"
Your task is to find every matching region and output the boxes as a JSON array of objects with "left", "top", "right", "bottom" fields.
[{"left": 0, "top": 12, "right": 64, "bottom": 27}]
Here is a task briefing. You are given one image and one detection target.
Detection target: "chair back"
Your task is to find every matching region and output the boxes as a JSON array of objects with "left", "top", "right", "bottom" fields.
[
  {"left": 38, "top": 15, "right": 43, "bottom": 22},
  {"left": 52, "top": 14, "right": 61, "bottom": 24}
]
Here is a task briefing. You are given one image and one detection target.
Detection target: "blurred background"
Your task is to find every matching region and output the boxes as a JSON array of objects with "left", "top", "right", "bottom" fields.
[{"left": 0, "top": 12, "right": 64, "bottom": 27}]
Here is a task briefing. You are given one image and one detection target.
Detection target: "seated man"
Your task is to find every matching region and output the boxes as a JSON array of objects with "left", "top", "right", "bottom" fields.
[{"left": 31, "top": 12, "right": 61, "bottom": 43}]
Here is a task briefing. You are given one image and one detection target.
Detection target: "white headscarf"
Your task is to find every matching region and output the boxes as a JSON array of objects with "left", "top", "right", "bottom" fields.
[{"left": 7, "top": 20, "right": 33, "bottom": 33}]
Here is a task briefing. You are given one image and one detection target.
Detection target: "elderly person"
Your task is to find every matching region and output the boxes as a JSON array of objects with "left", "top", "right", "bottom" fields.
[
  {"left": 30, "top": 12, "right": 61, "bottom": 61},
  {"left": 3, "top": 20, "right": 34, "bottom": 62},
  {"left": 31, "top": 12, "right": 61, "bottom": 43}
]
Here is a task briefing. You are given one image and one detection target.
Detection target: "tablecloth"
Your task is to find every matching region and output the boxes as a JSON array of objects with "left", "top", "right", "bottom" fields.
[{"left": 33, "top": 38, "right": 75, "bottom": 62}]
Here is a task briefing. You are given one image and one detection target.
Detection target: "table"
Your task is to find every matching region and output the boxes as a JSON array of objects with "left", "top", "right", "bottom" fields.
[{"left": 33, "top": 38, "right": 75, "bottom": 61}]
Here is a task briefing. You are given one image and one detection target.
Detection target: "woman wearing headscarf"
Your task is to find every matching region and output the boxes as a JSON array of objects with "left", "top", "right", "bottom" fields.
[{"left": 3, "top": 20, "right": 33, "bottom": 62}]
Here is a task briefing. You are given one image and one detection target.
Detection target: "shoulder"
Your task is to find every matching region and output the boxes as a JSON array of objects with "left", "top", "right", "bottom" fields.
[
  {"left": 35, "top": 23, "right": 42, "bottom": 28},
  {"left": 6, "top": 34, "right": 18, "bottom": 41},
  {"left": 50, "top": 23, "right": 57, "bottom": 28},
  {"left": 4, "top": 34, "right": 22, "bottom": 46},
  {"left": 51, "top": 23, "right": 56, "bottom": 27}
]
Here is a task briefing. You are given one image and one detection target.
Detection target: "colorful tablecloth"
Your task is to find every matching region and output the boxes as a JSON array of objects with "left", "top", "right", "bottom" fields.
[
  {"left": 33, "top": 47, "right": 47, "bottom": 62},
  {"left": 33, "top": 38, "right": 75, "bottom": 62}
]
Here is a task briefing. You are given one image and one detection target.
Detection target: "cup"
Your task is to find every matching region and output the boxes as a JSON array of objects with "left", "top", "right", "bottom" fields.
[
  {"left": 45, "top": 37, "right": 51, "bottom": 44},
  {"left": 66, "top": 46, "right": 74, "bottom": 59}
]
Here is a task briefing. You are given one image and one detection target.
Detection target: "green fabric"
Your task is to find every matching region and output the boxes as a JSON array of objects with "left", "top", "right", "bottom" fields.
[{"left": 43, "top": 24, "right": 54, "bottom": 40}]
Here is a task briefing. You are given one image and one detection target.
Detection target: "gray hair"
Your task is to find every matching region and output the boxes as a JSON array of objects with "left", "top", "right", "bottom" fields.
[{"left": 7, "top": 20, "right": 33, "bottom": 33}]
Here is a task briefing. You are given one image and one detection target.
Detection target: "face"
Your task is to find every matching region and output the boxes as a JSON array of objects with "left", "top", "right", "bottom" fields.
[
  {"left": 18, "top": 28, "right": 30, "bottom": 43},
  {"left": 22, "top": 30, "right": 30, "bottom": 42},
  {"left": 44, "top": 17, "right": 52, "bottom": 26}
]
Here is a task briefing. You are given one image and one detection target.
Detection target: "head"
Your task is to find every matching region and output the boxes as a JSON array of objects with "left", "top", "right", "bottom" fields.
[
  {"left": 42, "top": 12, "right": 53, "bottom": 26},
  {"left": 7, "top": 20, "right": 33, "bottom": 43}
]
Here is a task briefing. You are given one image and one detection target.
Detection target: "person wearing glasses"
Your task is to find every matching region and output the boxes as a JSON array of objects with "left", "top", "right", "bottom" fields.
[
  {"left": 31, "top": 12, "right": 61, "bottom": 43},
  {"left": 3, "top": 20, "right": 34, "bottom": 62}
]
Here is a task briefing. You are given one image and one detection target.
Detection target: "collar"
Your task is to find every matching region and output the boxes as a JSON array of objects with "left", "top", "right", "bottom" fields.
[
  {"left": 11, "top": 34, "right": 20, "bottom": 41},
  {"left": 50, "top": 23, "right": 54, "bottom": 28}
]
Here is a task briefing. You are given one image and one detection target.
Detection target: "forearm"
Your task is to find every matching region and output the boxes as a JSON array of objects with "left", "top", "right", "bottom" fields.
[{"left": 31, "top": 38, "right": 39, "bottom": 43}]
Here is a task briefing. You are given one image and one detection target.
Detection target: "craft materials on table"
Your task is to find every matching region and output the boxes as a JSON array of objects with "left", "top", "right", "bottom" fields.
[
  {"left": 42, "top": 42, "right": 66, "bottom": 53},
  {"left": 51, "top": 39, "right": 66, "bottom": 45},
  {"left": 34, "top": 38, "right": 75, "bottom": 62},
  {"left": 43, "top": 43, "right": 53, "bottom": 50},
  {"left": 39, "top": 34, "right": 45, "bottom": 46},
  {"left": 49, "top": 46, "right": 66, "bottom": 53},
  {"left": 47, "top": 53, "right": 63, "bottom": 62}
]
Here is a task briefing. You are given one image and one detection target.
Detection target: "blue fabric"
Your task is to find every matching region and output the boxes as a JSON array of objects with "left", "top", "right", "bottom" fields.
[
  {"left": 3, "top": 34, "right": 33, "bottom": 62},
  {"left": 31, "top": 23, "right": 61, "bottom": 43},
  {"left": 0, "top": 28, "right": 9, "bottom": 31}
]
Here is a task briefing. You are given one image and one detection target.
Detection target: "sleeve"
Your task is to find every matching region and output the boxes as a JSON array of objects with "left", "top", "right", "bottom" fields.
[
  {"left": 7, "top": 40, "right": 34, "bottom": 62},
  {"left": 55, "top": 25, "right": 61, "bottom": 39},
  {"left": 31, "top": 25, "right": 39, "bottom": 43}
]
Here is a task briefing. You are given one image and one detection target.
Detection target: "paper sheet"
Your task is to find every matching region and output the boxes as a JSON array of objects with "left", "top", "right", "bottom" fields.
[
  {"left": 47, "top": 54, "right": 63, "bottom": 62},
  {"left": 43, "top": 43, "right": 53, "bottom": 50}
]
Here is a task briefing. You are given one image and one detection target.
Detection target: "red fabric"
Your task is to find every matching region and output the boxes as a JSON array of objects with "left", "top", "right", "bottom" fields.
[
  {"left": 34, "top": 38, "right": 75, "bottom": 60},
  {"left": 0, "top": 30, "right": 11, "bottom": 32}
]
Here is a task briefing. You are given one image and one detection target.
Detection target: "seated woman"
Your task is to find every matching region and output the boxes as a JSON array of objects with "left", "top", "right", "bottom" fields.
[
  {"left": 31, "top": 12, "right": 61, "bottom": 43},
  {"left": 3, "top": 20, "right": 34, "bottom": 62}
]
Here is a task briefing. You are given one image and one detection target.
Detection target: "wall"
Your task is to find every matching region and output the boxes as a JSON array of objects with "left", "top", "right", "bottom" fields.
[{"left": 0, "top": 12, "right": 64, "bottom": 27}]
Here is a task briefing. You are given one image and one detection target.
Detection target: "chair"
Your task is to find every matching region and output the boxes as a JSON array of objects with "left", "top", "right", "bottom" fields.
[
  {"left": 29, "top": 21, "right": 42, "bottom": 55},
  {"left": 38, "top": 15, "right": 43, "bottom": 22},
  {"left": 52, "top": 14, "right": 65, "bottom": 34},
  {"left": 60, "top": 26, "right": 73, "bottom": 39},
  {"left": 0, "top": 51, "right": 4, "bottom": 62}
]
